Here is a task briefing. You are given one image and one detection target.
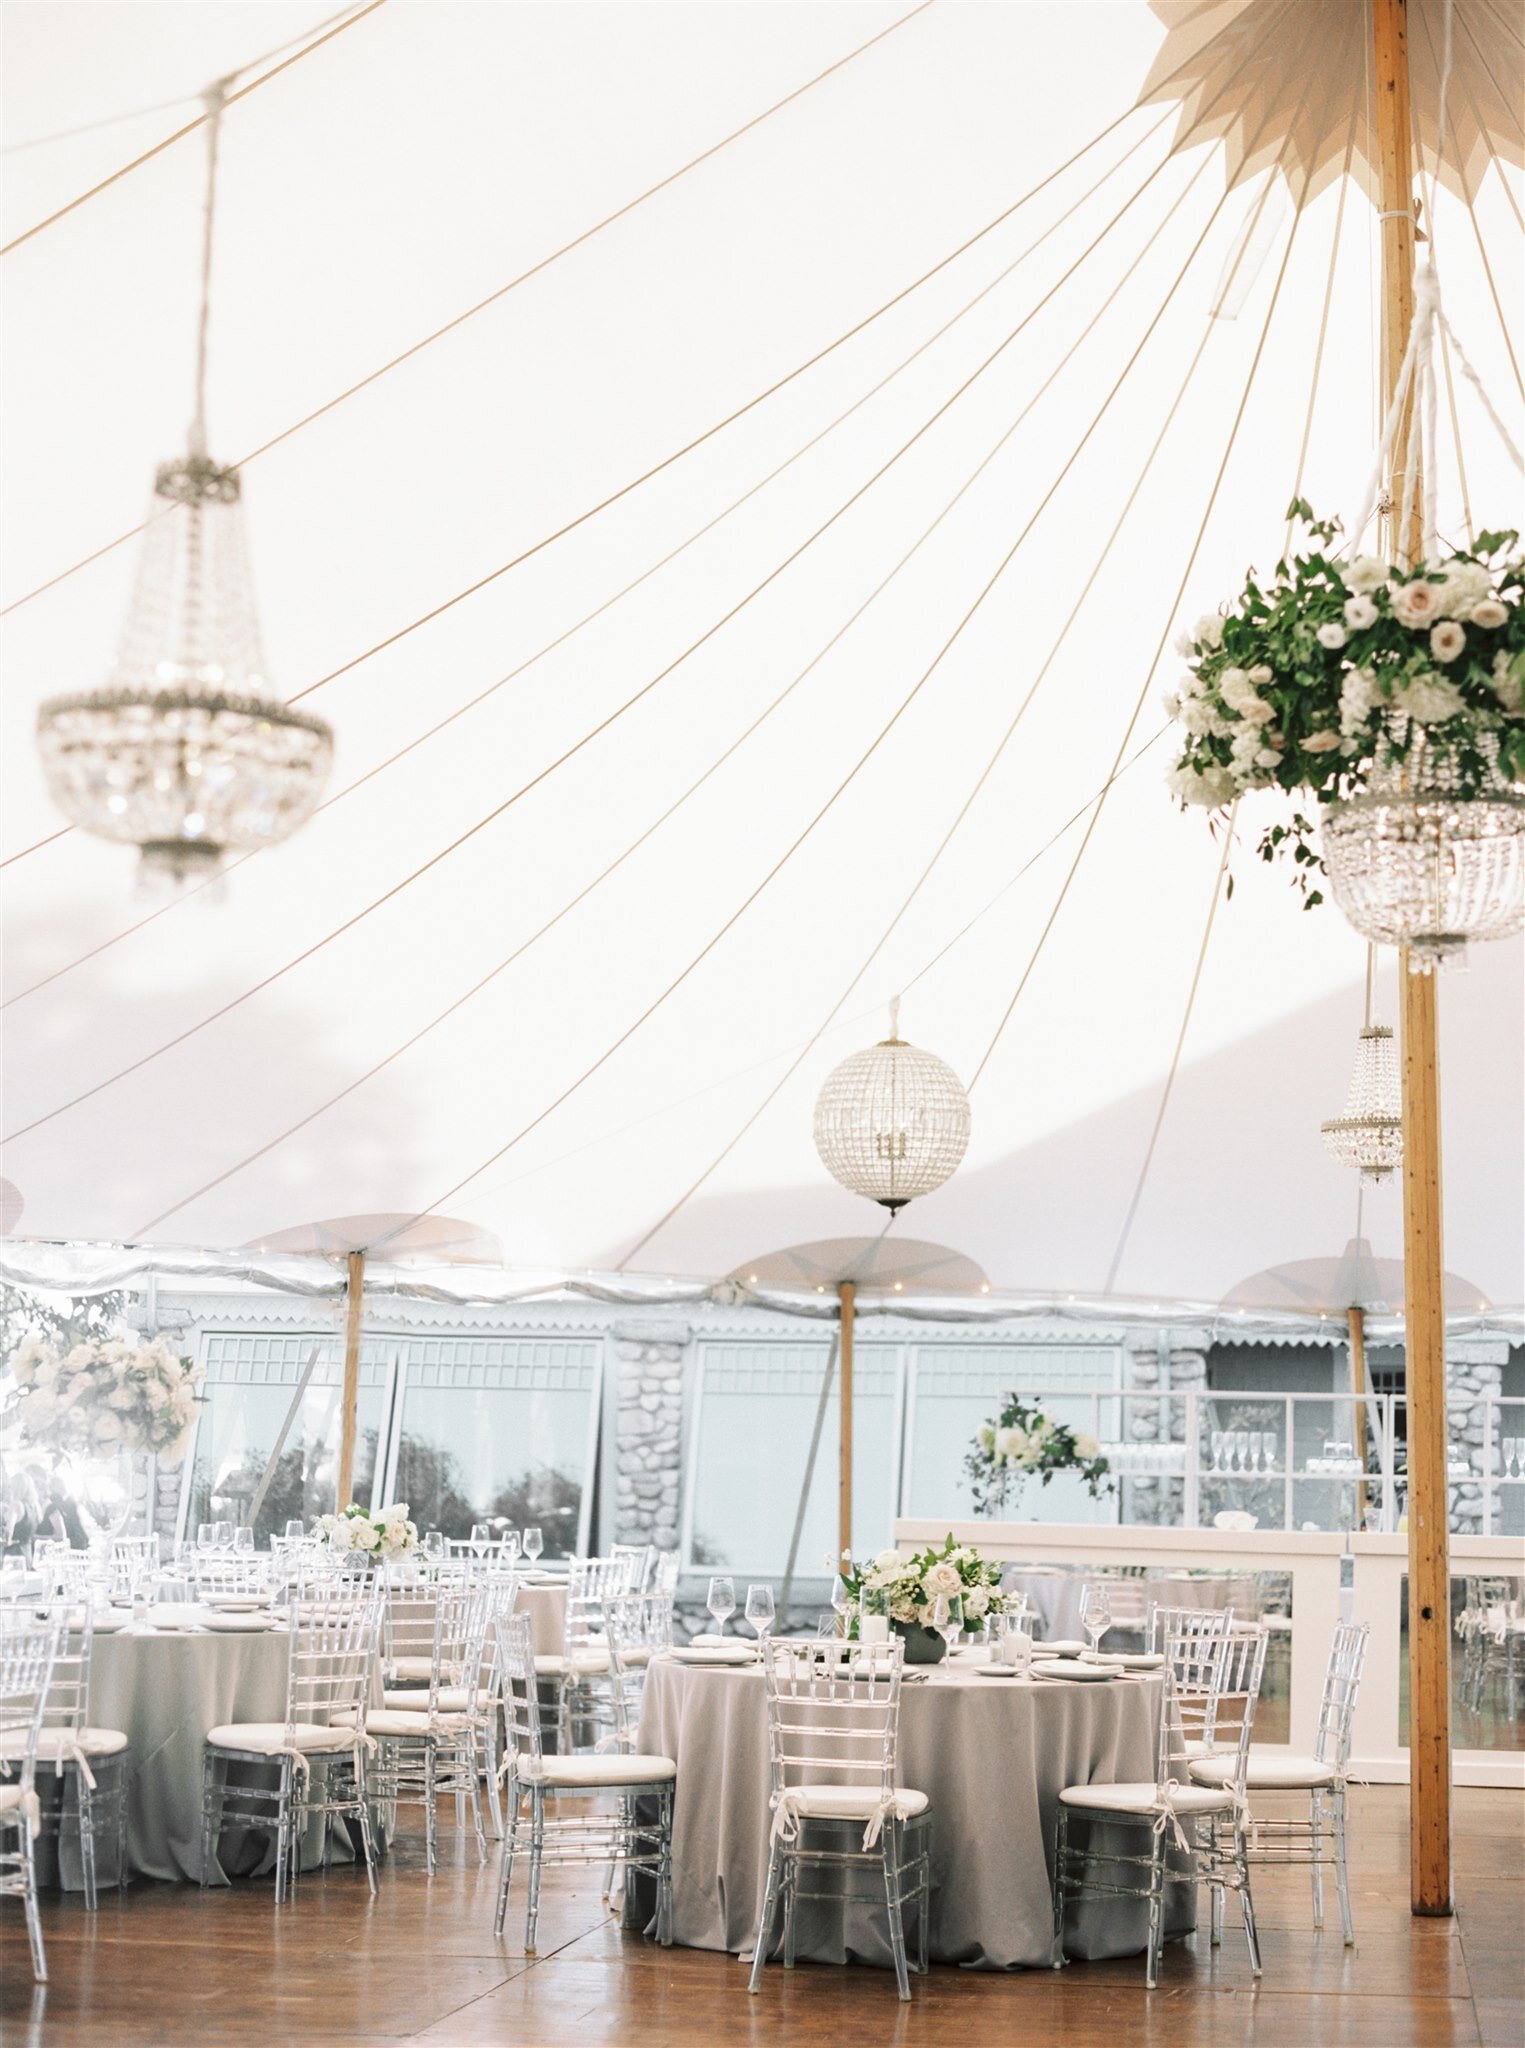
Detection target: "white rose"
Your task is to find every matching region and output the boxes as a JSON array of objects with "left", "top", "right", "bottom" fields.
[
  {"left": 1177, "top": 696, "right": 1217, "bottom": 737},
  {"left": 1389, "top": 578, "right": 1443, "bottom": 629},
  {"left": 1167, "top": 758, "right": 1236, "bottom": 807},
  {"left": 1073, "top": 1433, "right": 1099, "bottom": 1460},
  {"left": 1316, "top": 621, "right": 1347, "bottom": 650},
  {"left": 995, "top": 1425, "right": 1028, "bottom": 1464},
  {"left": 1435, "top": 560, "right": 1492, "bottom": 619},
  {"left": 1491, "top": 649, "right": 1523, "bottom": 715},
  {"left": 1303, "top": 730, "right": 1343, "bottom": 753},
  {"left": 1470, "top": 598, "right": 1508, "bottom": 630},
  {"left": 1398, "top": 673, "right": 1465, "bottom": 724},
  {"left": 1247, "top": 664, "right": 1274, "bottom": 686},
  {"left": 1193, "top": 613, "right": 1225, "bottom": 649},
  {"left": 1172, "top": 629, "right": 1196, "bottom": 657},
  {"left": 924, "top": 1561, "right": 962, "bottom": 1597},
  {"left": 964, "top": 1585, "right": 989, "bottom": 1620},
  {"left": 1346, "top": 556, "right": 1390, "bottom": 594},
  {"left": 874, "top": 1548, "right": 901, "bottom": 1571},
  {"left": 1429, "top": 621, "right": 1466, "bottom": 664},
  {"left": 1344, "top": 593, "right": 1379, "bottom": 630},
  {"left": 1340, "top": 665, "right": 1383, "bottom": 736}
]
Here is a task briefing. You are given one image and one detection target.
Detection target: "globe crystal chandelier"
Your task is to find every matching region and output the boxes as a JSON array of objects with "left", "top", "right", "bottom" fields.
[
  {"left": 1320, "top": 720, "right": 1524, "bottom": 979},
  {"left": 35, "top": 83, "right": 331, "bottom": 887},
  {"left": 813, "top": 998, "right": 971, "bottom": 1213}
]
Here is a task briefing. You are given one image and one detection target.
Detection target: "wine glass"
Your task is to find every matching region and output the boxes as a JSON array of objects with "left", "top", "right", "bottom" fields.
[
  {"left": 233, "top": 1527, "right": 255, "bottom": 1557},
  {"left": 1082, "top": 1586, "right": 1113, "bottom": 1658},
  {"left": 522, "top": 1526, "right": 544, "bottom": 1565},
  {"left": 744, "top": 1584, "right": 776, "bottom": 1642},
  {"left": 501, "top": 1529, "right": 522, "bottom": 1568},
  {"left": 1262, "top": 1431, "right": 1278, "bottom": 1475},
  {"left": 929, "top": 1592, "right": 963, "bottom": 1654},
  {"left": 422, "top": 1530, "right": 445, "bottom": 1565},
  {"left": 213, "top": 1521, "right": 234, "bottom": 1554},
  {"left": 469, "top": 1521, "right": 491, "bottom": 1560},
  {"left": 1209, "top": 1430, "right": 1226, "bottom": 1474},
  {"left": 707, "top": 1575, "right": 736, "bottom": 1635},
  {"left": 283, "top": 1519, "right": 305, "bottom": 1544},
  {"left": 196, "top": 1523, "right": 215, "bottom": 1554},
  {"left": 829, "top": 1575, "right": 851, "bottom": 1637}
]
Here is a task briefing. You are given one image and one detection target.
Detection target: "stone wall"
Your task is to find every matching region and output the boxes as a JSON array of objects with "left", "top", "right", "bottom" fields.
[
  {"left": 1123, "top": 1337, "right": 1208, "bottom": 1525},
  {"left": 610, "top": 1317, "right": 687, "bottom": 1555},
  {"left": 1448, "top": 1346, "right": 1507, "bottom": 1534}
]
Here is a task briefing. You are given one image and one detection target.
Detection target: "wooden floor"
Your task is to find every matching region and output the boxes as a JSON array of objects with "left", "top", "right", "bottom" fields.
[{"left": 2, "top": 1786, "right": 1520, "bottom": 2048}]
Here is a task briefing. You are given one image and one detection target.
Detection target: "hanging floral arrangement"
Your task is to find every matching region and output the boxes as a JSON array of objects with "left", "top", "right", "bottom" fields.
[
  {"left": 963, "top": 1396, "right": 1112, "bottom": 1516},
  {"left": 1165, "top": 506, "right": 1524, "bottom": 904},
  {"left": 5, "top": 1332, "right": 203, "bottom": 1464}
]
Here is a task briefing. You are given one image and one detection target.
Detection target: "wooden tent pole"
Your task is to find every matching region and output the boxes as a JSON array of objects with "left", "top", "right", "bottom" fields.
[
  {"left": 838, "top": 1281, "right": 856, "bottom": 1565},
  {"left": 335, "top": 1249, "right": 365, "bottom": 1510},
  {"left": 1348, "top": 1304, "right": 1371, "bottom": 1531},
  {"left": 1372, "top": 0, "right": 1452, "bottom": 1918}
]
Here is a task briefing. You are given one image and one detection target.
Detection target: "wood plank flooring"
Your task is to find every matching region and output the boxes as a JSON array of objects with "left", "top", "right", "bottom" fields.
[{"left": 1, "top": 1786, "right": 1520, "bottom": 2047}]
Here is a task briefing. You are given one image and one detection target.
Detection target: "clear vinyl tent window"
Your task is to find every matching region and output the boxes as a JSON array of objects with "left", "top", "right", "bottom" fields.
[
  {"left": 180, "top": 1330, "right": 390, "bottom": 1545},
  {"left": 377, "top": 1335, "right": 601, "bottom": 1557},
  {"left": 902, "top": 1344, "right": 1124, "bottom": 1524},
  {"left": 683, "top": 1340, "right": 900, "bottom": 1574}
]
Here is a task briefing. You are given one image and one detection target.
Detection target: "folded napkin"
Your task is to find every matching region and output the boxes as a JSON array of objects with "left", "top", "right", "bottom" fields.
[{"left": 690, "top": 1633, "right": 739, "bottom": 1648}]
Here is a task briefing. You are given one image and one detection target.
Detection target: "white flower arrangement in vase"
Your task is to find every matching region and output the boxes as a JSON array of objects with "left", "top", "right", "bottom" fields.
[
  {"left": 5, "top": 1330, "right": 203, "bottom": 1465},
  {"left": 311, "top": 1500, "right": 418, "bottom": 1559}
]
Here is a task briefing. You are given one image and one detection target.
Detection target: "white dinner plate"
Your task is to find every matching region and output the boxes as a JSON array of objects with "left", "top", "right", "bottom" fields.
[
  {"left": 973, "top": 1664, "right": 1021, "bottom": 1678},
  {"left": 205, "top": 1596, "right": 270, "bottom": 1612},
  {"left": 89, "top": 1613, "right": 129, "bottom": 1634},
  {"left": 201, "top": 1612, "right": 279, "bottom": 1633},
  {"left": 1030, "top": 1658, "right": 1121, "bottom": 1682},
  {"left": 1043, "top": 1640, "right": 1088, "bottom": 1658},
  {"left": 1088, "top": 1650, "right": 1164, "bottom": 1671},
  {"left": 146, "top": 1605, "right": 208, "bottom": 1630},
  {"left": 669, "top": 1647, "right": 757, "bottom": 1666}
]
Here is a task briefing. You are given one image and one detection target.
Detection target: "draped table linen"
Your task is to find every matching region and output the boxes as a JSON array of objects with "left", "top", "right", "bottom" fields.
[{"left": 628, "top": 1653, "right": 1194, "bottom": 1971}]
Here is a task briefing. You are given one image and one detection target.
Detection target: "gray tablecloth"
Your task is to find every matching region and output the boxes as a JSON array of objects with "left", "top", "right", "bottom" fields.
[
  {"left": 516, "top": 1581, "right": 566, "bottom": 1658},
  {"left": 630, "top": 1654, "right": 1194, "bottom": 1971},
  {"left": 1003, "top": 1568, "right": 1085, "bottom": 1643},
  {"left": 40, "top": 1621, "right": 379, "bottom": 1890}
]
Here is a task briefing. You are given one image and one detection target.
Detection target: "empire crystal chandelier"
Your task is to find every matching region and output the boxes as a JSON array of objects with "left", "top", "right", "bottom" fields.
[
  {"left": 35, "top": 84, "right": 331, "bottom": 887},
  {"left": 1321, "top": 719, "right": 1524, "bottom": 977},
  {"left": 813, "top": 999, "right": 971, "bottom": 1213},
  {"left": 1321, "top": 1024, "right": 1403, "bottom": 1183}
]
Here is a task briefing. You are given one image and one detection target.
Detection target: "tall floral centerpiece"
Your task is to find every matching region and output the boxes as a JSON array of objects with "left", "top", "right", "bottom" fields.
[
  {"left": 1166, "top": 509, "right": 1524, "bottom": 966},
  {"left": 3, "top": 1331, "right": 202, "bottom": 1542},
  {"left": 311, "top": 1500, "right": 418, "bottom": 1565},
  {"left": 838, "top": 1533, "right": 1011, "bottom": 1663},
  {"left": 964, "top": 1396, "right": 1112, "bottom": 1517}
]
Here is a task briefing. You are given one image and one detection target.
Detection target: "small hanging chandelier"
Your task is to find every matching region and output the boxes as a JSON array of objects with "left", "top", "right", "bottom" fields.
[
  {"left": 1321, "top": 724, "right": 1524, "bottom": 974},
  {"left": 813, "top": 998, "right": 970, "bottom": 1213},
  {"left": 35, "top": 83, "right": 331, "bottom": 887},
  {"left": 1321, "top": 948, "right": 1402, "bottom": 1182}
]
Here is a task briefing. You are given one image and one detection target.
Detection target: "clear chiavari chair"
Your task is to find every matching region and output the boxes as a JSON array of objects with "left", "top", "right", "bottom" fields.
[
  {"left": 492, "top": 1610, "right": 675, "bottom": 1952},
  {"left": 368, "top": 1574, "right": 492, "bottom": 1873},
  {"left": 201, "top": 1577, "right": 383, "bottom": 1902},
  {"left": 750, "top": 1638, "right": 932, "bottom": 2001},
  {"left": 0, "top": 1602, "right": 130, "bottom": 1908},
  {"left": 0, "top": 1612, "right": 62, "bottom": 1981},
  {"left": 536, "top": 1556, "right": 630, "bottom": 1751},
  {"left": 609, "top": 1543, "right": 654, "bottom": 1592},
  {"left": 651, "top": 1549, "right": 680, "bottom": 1597},
  {"left": 1460, "top": 1575, "right": 1522, "bottom": 1721},
  {"left": 1193, "top": 1618, "right": 1369, "bottom": 1943},
  {"left": 1054, "top": 1620, "right": 1267, "bottom": 1989}
]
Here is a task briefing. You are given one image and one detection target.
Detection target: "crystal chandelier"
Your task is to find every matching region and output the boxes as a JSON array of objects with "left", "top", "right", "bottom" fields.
[
  {"left": 1321, "top": 723, "right": 1524, "bottom": 973},
  {"left": 1321, "top": 1023, "right": 1403, "bottom": 1183},
  {"left": 35, "top": 84, "right": 331, "bottom": 886},
  {"left": 813, "top": 999, "right": 970, "bottom": 1213}
]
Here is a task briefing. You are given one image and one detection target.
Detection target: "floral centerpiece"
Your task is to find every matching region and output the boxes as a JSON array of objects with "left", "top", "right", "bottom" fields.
[
  {"left": 311, "top": 1500, "right": 418, "bottom": 1560},
  {"left": 964, "top": 1396, "right": 1111, "bottom": 1516},
  {"left": 1165, "top": 507, "right": 1524, "bottom": 910},
  {"left": 4, "top": 1331, "right": 202, "bottom": 1465},
  {"left": 838, "top": 1532, "right": 1011, "bottom": 1661}
]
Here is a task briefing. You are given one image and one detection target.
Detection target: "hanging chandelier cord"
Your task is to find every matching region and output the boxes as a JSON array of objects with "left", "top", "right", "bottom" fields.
[
  {"left": 967, "top": 82, "right": 1344, "bottom": 1098},
  {"left": 189, "top": 82, "right": 225, "bottom": 460},
  {"left": 1101, "top": 808, "right": 1236, "bottom": 1296},
  {"left": 0, "top": 0, "right": 958, "bottom": 621},
  {"left": 5, "top": 107, "right": 1203, "bottom": 1160},
  {"left": 126, "top": 154, "right": 1225, "bottom": 1240},
  {"left": 0, "top": 2, "right": 388, "bottom": 257},
  {"left": 1, "top": 109, "right": 1172, "bottom": 1002}
]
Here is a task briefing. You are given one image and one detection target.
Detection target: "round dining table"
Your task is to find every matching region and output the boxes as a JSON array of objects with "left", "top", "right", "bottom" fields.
[{"left": 629, "top": 1650, "right": 1195, "bottom": 1972}]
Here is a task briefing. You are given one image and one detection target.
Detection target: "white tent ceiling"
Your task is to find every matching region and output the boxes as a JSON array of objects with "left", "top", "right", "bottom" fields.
[{"left": 1, "top": 1, "right": 1521, "bottom": 1306}]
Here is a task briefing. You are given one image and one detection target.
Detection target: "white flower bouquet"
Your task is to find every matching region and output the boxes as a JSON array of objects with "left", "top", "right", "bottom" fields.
[
  {"left": 964, "top": 1396, "right": 1111, "bottom": 1516},
  {"left": 5, "top": 1330, "right": 203, "bottom": 1466},
  {"left": 1166, "top": 506, "right": 1524, "bottom": 901},
  {"left": 311, "top": 1500, "right": 418, "bottom": 1559},
  {"left": 838, "top": 1533, "right": 1010, "bottom": 1637}
]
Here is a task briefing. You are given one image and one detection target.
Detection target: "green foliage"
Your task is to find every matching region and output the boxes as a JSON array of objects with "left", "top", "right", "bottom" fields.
[{"left": 964, "top": 1395, "right": 1113, "bottom": 1516}]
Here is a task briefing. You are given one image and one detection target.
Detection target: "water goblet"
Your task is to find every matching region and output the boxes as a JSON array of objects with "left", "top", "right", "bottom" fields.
[
  {"left": 1262, "top": 1431, "right": 1278, "bottom": 1475},
  {"left": 197, "top": 1523, "right": 215, "bottom": 1554},
  {"left": 213, "top": 1521, "right": 234, "bottom": 1555},
  {"left": 707, "top": 1575, "right": 736, "bottom": 1635},
  {"left": 745, "top": 1584, "right": 776, "bottom": 1642},
  {"left": 501, "top": 1529, "right": 522, "bottom": 1567},
  {"left": 422, "top": 1530, "right": 445, "bottom": 1565},
  {"left": 1082, "top": 1586, "right": 1113, "bottom": 1658},
  {"left": 470, "top": 1522, "right": 491, "bottom": 1560},
  {"left": 283, "top": 1519, "right": 305, "bottom": 1544},
  {"left": 522, "top": 1527, "right": 544, "bottom": 1565},
  {"left": 1210, "top": 1430, "right": 1226, "bottom": 1474},
  {"left": 929, "top": 1592, "right": 963, "bottom": 1654}
]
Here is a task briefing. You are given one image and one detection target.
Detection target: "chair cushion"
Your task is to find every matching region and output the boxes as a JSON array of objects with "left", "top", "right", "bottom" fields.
[
  {"left": 205, "top": 1722, "right": 361, "bottom": 1755},
  {"left": 366, "top": 1709, "right": 472, "bottom": 1738},
  {"left": 386, "top": 1656, "right": 464, "bottom": 1682},
  {"left": 1191, "top": 1749, "right": 1337, "bottom": 1791},
  {"left": 0, "top": 1784, "right": 27, "bottom": 1815},
  {"left": 534, "top": 1651, "right": 611, "bottom": 1677},
  {"left": 0, "top": 1728, "right": 129, "bottom": 1763},
  {"left": 512, "top": 1752, "right": 676, "bottom": 1787},
  {"left": 381, "top": 1687, "right": 492, "bottom": 1713},
  {"left": 1059, "top": 1779, "right": 1236, "bottom": 1816},
  {"left": 778, "top": 1785, "right": 928, "bottom": 1825}
]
